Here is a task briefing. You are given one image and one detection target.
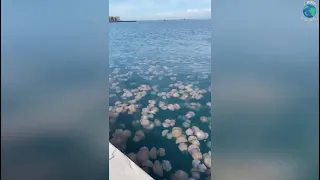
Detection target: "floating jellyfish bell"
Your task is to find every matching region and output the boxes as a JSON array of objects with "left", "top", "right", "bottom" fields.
[
  {"left": 172, "top": 127, "right": 183, "bottom": 138},
  {"left": 192, "top": 159, "right": 201, "bottom": 168},
  {"left": 140, "top": 119, "right": 150, "bottom": 127},
  {"left": 188, "top": 135, "right": 197, "bottom": 142},
  {"left": 197, "top": 163, "right": 207, "bottom": 173},
  {"left": 141, "top": 159, "right": 154, "bottom": 168},
  {"left": 162, "top": 160, "right": 172, "bottom": 172},
  {"left": 153, "top": 160, "right": 164, "bottom": 177},
  {"left": 145, "top": 122, "right": 155, "bottom": 130},
  {"left": 171, "top": 170, "right": 189, "bottom": 180},
  {"left": 185, "top": 128, "right": 194, "bottom": 136},
  {"left": 191, "top": 171, "right": 200, "bottom": 180},
  {"left": 200, "top": 116, "right": 208, "bottom": 123},
  {"left": 154, "top": 119, "right": 162, "bottom": 127},
  {"left": 137, "top": 148, "right": 149, "bottom": 163},
  {"left": 191, "top": 139, "right": 200, "bottom": 146},
  {"left": 182, "top": 122, "right": 191, "bottom": 128},
  {"left": 162, "top": 129, "right": 169, "bottom": 137},
  {"left": 149, "top": 147, "right": 157, "bottom": 159},
  {"left": 178, "top": 143, "right": 188, "bottom": 152},
  {"left": 166, "top": 133, "right": 173, "bottom": 139},
  {"left": 133, "top": 130, "right": 145, "bottom": 142},
  {"left": 176, "top": 136, "right": 188, "bottom": 144},
  {"left": 203, "top": 153, "right": 211, "bottom": 168},
  {"left": 157, "top": 148, "right": 166, "bottom": 157}
]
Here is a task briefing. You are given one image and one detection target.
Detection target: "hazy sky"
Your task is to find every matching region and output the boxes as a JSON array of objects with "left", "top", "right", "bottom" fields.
[{"left": 109, "top": 0, "right": 211, "bottom": 20}]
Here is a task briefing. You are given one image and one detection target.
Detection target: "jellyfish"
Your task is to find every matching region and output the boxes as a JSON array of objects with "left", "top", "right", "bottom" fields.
[
  {"left": 203, "top": 153, "right": 211, "bottom": 168},
  {"left": 176, "top": 136, "right": 188, "bottom": 144},
  {"left": 182, "top": 122, "right": 191, "bottom": 128},
  {"left": 197, "top": 164, "right": 207, "bottom": 172},
  {"left": 191, "top": 126, "right": 200, "bottom": 133},
  {"left": 185, "top": 128, "right": 194, "bottom": 136},
  {"left": 145, "top": 122, "right": 155, "bottom": 130},
  {"left": 137, "top": 148, "right": 149, "bottom": 163},
  {"left": 191, "top": 171, "right": 200, "bottom": 180},
  {"left": 166, "top": 133, "right": 173, "bottom": 139},
  {"left": 133, "top": 130, "right": 145, "bottom": 142},
  {"left": 154, "top": 119, "right": 162, "bottom": 127},
  {"left": 178, "top": 143, "right": 188, "bottom": 152},
  {"left": 174, "top": 104, "right": 181, "bottom": 110},
  {"left": 157, "top": 148, "right": 166, "bottom": 157},
  {"left": 192, "top": 159, "right": 201, "bottom": 168},
  {"left": 149, "top": 147, "right": 157, "bottom": 159},
  {"left": 141, "top": 119, "right": 150, "bottom": 127},
  {"left": 162, "top": 160, "right": 172, "bottom": 172},
  {"left": 168, "top": 104, "right": 175, "bottom": 111},
  {"left": 195, "top": 131, "right": 207, "bottom": 140},
  {"left": 172, "top": 127, "right": 183, "bottom": 138},
  {"left": 200, "top": 116, "right": 208, "bottom": 123},
  {"left": 188, "top": 136, "right": 197, "bottom": 142},
  {"left": 191, "top": 139, "right": 200, "bottom": 146},
  {"left": 141, "top": 160, "right": 153, "bottom": 168},
  {"left": 162, "top": 129, "right": 169, "bottom": 137},
  {"left": 171, "top": 170, "right": 188, "bottom": 180},
  {"left": 153, "top": 160, "right": 164, "bottom": 177}
]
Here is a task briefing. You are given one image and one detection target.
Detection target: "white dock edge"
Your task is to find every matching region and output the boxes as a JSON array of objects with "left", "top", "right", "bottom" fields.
[{"left": 109, "top": 143, "right": 154, "bottom": 180}]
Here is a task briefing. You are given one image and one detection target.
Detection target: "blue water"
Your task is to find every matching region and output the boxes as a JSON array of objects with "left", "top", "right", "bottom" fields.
[{"left": 109, "top": 20, "right": 211, "bottom": 180}]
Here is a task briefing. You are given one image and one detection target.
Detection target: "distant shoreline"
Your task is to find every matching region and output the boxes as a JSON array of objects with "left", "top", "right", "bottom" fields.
[{"left": 109, "top": 21, "right": 137, "bottom": 23}]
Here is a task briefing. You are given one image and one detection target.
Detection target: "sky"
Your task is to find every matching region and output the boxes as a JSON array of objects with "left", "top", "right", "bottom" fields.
[{"left": 109, "top": 0, "right": 211, "bottom": 20}]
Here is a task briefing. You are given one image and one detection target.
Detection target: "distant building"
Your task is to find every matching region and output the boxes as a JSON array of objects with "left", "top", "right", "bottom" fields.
[{"left": 109, "top": 16, "right": 120, "bottom": 22}]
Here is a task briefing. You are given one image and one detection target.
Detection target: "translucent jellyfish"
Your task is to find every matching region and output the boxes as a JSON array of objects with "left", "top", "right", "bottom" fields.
[
  {"left": 178, "top": 143, "right": 188, "bottom": 152},
  {"left": 197, "top": 163, "right": 207, "bottom": 172},
  {"left": 141, "top": 160, "right": 153, "bottom": 168},
  {"left": 171, "top": 170, "right": 188, "bottom": 180},
  {"left": 137, "top": 148, "right": 149, "bottom": 162},
  {"left": 149, "top": 147, "right": 157, "bottom": 159},
  {"left": 176, "top": 136, "right": 188, "bottom": 144},
  {"left": 185, "top": 128, "right": 194, "bottom": 136},
  {"left": 203, "top": 153, "right": 211, "bottom": 168},
  {"left": 141, "top": 119, "right": 150, "bottom": 127},
  {"left": 188, "top": 136, "right": 197, "bottom": 142},
  {"left": 191, "top": 139, "right": 200, "bottom": 146},
  {"left": 206, "top": 141, "right": 211, "bottom": 148},
  {"left": 206, "top": 102, "right": 211, "bottom": 107},
  {"left": 162, "top": 160, "right": 172, "bottom": 172},
  {"left": 191, "top": 171, "right": 200, "bottom": 180},
  {"left": 168, "top": 104, "right": 175, "bottom": 111},
  {"left": 169, "top": 120, "right": 176, "bottom": 126},
  {"left": 162, "top": 122, "right": 171, "bottom": 128},
  {"left": 153, "top": 160, "right": 164, "bottom": 177},
  {"left": 133, "top": 130, "right": 145, "bottom": 142},
  {"left": 195, "top": 131, "right": 207, "bottom": 140},
  {"left": 200, "top": 116, "right": 208, "bottom": 123},
  {"left": 192, "top": 159, "right": 201, "bottom": 168},
  {"left": 182, "top": 122, "right": 191, "bottom": 128},
  {"left": 191, "top": 151, "right": 203, "bottom": 160},
  {"left": 123, "top": 129, "right": 132, "bottom": 138},
  {"left": 166, "top": 133, "right": 173, "bottom": 139},
  {"left": 145, "top": 122, "right": 155, "bottom": 130},
  {"left": 154, "top": 119, "right": 162, "bottom": 127},
  {"left": 161, "top": 105, "right": 168, "bottom": 110},
  {"left": 172, "top": 127, "right": 183, "bottom": 138},
  {"left": 157, "top": 148, "right": 166, "bottom": 157},
  {"left": 174, "top": 104, "right": 181, "bottom": 110},
  {"left": 162, "top": 129, "right": 169, "bottom": 137},
  {"left": 191, "top": 126, "right": 200, "bottom": 133}
]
